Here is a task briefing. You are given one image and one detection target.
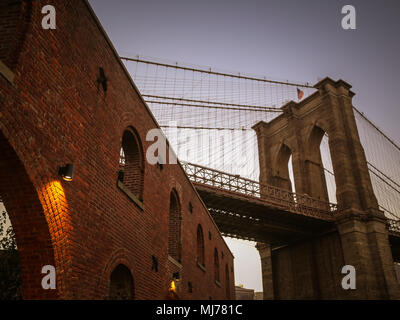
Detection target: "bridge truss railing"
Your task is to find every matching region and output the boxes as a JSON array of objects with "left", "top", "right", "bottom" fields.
[
  {"left": 182, "top": 162, "right": 337, "bottom": 220},
  {"left": 387, "top": 219, "right": 400, "bottom": 235}
]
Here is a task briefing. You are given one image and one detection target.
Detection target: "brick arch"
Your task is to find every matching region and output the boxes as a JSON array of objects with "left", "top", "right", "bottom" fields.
[
  {"left": 119, "top": 126, "right": 145, "bottom": 201},
  {"left": 168, "top": 189, "right": 182, "bottom": 263},
  {"left": 196, "top": 224, "right": 205, "bottom": 266},
  {"left": 108, "top": 264, "right": 135, "bottom": 300},
  {"left": 0, "top": 131, "right": 56, "bottom": 299},
  {"left": 116, "top": 112, "right": 142, "bottom": 140},
  {"left": 99, "top": 248, "right": 135, "bottom": 299},
  {"left": 167, "top": 177, "right": 184, "bottom": 200},
  {"left": 0, "top": 0, "right": 33, "bottom": 70}
]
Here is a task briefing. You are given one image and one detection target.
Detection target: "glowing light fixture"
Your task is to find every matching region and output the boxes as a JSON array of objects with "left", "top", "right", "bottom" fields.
[
  {"left": 169, "top": 280, "right": 177, "bottom": 293},
  {"left": 59, "top": 164, "right": 74, "bottom": 181}
]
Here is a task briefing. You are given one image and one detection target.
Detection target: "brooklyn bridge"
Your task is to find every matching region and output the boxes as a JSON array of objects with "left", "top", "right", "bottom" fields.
[
  {"left": 121, "top": 55, "right": 400, "bottom": 299},
  {"left": 0, "top": 0, "right": 399, "bottom": 300}
]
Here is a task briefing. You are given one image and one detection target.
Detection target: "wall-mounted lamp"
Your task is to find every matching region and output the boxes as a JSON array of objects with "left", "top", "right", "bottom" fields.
[
  {"left": 173, "top": 272, "right": 180, "bottom": 281},
  {"left": 169, "top": 280, "right": 177, "bottom": 294},
  {"left": 59, "top": 164, "right": 74, "bottom": 181}
]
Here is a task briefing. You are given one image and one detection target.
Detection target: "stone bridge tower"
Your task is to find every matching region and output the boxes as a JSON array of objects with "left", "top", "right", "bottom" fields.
[{"left": 253, "top": 78, "right": 399, "bottom": 299}]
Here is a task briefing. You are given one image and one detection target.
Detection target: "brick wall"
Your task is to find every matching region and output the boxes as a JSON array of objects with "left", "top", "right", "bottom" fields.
[
  {"left": 0, "top": 0, "right": 32, "bottom": 70},
  {"left": 0, "top": 0, "right": 234, "bottom": 300}
]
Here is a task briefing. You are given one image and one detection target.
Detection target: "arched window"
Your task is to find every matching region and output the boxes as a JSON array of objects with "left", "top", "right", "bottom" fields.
[
  {"left": 275, "top": 143, "right": 294, "bottom": 191},
  {"left": 196, "top": 224, "right": 205, "bottom": 266},
  {"left": 319, "top": 133, "right": 337, "bottom": 204},
  {"left": 225, "top": 264, "right": 230, "bottom": 299},
  {"left": 214, "top": 248, "right": 220, "bottom": 282},
  {"left": 119, "top": 128, "right": 144, "bottom": 202},
  {"left": 308, "top": 126, "right": 336, "bottom": 203},
  {"left": 108, "top": 264, "right": 134, "bottom": 300},
  {"left": 168, "top": 190, "right": 182, "bottom": 263}
]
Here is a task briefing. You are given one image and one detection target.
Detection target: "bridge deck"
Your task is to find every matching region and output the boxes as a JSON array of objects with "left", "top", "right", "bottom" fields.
[
  {"left": 183, "top": 162, "right": 400, "bottom": 247},
  {"left": 195, "top": 184, "right": 334, "bottom": 244},
  {"left": 182, "top": 162, "right": 337, "bottom": 220}
]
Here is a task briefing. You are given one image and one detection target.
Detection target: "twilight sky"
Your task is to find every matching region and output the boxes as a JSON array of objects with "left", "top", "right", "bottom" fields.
[{"left": 88, "top": 0, "right": 400, "bottom": 292}]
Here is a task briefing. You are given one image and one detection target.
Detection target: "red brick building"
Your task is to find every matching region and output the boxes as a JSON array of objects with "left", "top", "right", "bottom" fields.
[{"left": 0, "top": 0, "right": 235, "bottom": 299}]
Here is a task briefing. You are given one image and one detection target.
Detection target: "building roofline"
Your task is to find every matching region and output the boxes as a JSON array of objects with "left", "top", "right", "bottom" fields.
[{"left": 82, "top": 0, "right": 234, "bottom": 257}]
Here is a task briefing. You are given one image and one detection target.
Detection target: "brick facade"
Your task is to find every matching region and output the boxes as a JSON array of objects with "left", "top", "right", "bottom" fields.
[{"left": 0, "top": 0, "right": 234, "bottom": 299}]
